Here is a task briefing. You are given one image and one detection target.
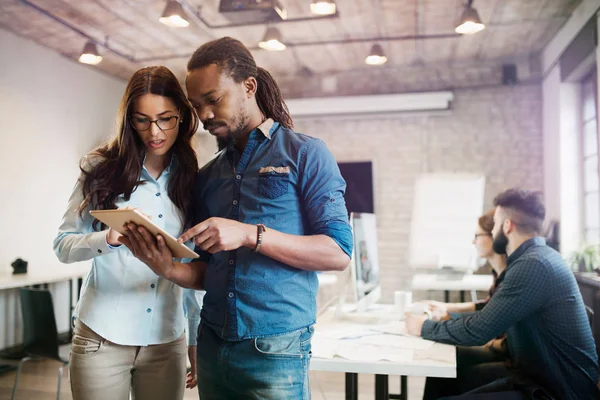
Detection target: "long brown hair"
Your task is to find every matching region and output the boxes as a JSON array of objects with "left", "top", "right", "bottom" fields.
[
  {"left": 187, "top": 37, "right": 293, "bottom": 129},
  {"left": 78, "top": 66, "right": 199, "bottom": 229}
]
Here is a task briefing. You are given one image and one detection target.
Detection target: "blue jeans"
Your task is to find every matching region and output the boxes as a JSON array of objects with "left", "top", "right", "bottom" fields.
[{"left": 196, "top": 323, "right": 313, "bottom": 400}]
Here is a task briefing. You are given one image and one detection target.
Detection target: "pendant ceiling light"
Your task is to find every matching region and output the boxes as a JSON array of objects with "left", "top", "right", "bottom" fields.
[
  {"left": 365, "top": 44, "right": 387, "bottom": 66},
  {"left": 159, "top": 1, "right": 190, "bottom": 28},
  {"left": 258, "top": 27, "right": 286, "bottom": 51},
  {"left": 78, "top": 41, "right": 102, "bottom": 65},
  {"left": 455, "top": 0, "right": 485, "bottom": 35},
  {"left": 310, "top": 0, "right": 336, "bottom": 16}
]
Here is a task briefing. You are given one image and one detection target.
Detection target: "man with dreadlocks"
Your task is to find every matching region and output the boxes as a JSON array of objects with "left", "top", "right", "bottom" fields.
[{"left": 121, "top": 37, "right": 353, "bottom": 399}]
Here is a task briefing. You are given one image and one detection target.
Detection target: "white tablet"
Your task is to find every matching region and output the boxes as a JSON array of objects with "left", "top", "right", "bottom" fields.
[{"left": 89, "top": 209, "right": 199, "bottom": 259}]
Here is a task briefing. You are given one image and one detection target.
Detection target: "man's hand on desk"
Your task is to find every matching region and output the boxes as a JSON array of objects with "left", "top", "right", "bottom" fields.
[
  {"left": 405, "top": 313, "right": 427, "bottom": 337},
  {"left": 425, "top": 301, "right": 450, "bottom": 321}
]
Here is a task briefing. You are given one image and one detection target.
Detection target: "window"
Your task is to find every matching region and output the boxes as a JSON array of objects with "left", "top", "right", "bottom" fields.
[{"left": 582, "top": 72, "right": 599, "bottom": 244}]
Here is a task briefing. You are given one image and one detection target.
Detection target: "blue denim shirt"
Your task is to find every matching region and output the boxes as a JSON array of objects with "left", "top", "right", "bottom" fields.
[{"left": 193, "top": 119, "right": 353, "bottom": 341}]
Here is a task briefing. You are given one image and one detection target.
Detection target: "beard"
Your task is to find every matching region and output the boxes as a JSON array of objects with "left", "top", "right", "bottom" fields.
[
  {"left": 216, "top": 130, "right": 237, "bottom": 151},
  {"left": 214, "top": 107, "right": 250, "bottom": 151},
  {"left": 492, "top": 228, "right": 509, "bottom": 255}
]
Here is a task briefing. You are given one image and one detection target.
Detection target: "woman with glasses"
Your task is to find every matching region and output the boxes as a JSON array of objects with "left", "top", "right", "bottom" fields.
[
  {"left": 54, "top": 66, "right": 201, "bottom": 400},
  {"left": 426, "top": 209, "right": 508, "bottom": 319},
  {"left": 422, "top": 208, "right": 509, "bottom": 400}
]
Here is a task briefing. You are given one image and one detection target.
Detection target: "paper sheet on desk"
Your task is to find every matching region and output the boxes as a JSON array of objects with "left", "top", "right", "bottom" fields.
[
  {"left": 317, "top": 320, "right": 407, "bottom": 340},
  {"left": 312, "top": 334, "right": 414, "bottom": 363},
  {"left": 413, "top": 346, "right": 455, "bottom": 364},
  {"left": 355, "top": 334, "right": 434, "bottom": 350},
  {"left": 369, "top": 321, "right": 407, "bottom": 336},
  {"left": 337, "top": 343, "right": 414, "bottom": 363},
  {"left": 317, "top": 324, "right": 381, "bottom": 340}
]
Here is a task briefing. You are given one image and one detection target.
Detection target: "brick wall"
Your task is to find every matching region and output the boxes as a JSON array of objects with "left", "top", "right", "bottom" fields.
[
  {"left": 193, "top": 83, "right": 544, "bottom": 303},
  {"left": 276, "top": 60, "right": 537, "bottom": 99}
]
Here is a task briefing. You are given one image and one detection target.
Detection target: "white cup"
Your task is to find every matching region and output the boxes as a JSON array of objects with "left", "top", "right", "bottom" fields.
[
  {"left": 407, "top": 302, "right": 430, "bottom": 315},
  {"left": 394, "top": 291, "right": 412, "bottom": 313}
]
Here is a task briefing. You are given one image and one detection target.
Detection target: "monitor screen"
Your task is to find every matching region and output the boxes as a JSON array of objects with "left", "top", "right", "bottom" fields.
[
  {"left": 338, "top": 161, "right": 374, "bottom": 214},
  {"left": 350, "top": 212, "right": 380, "bottom": 300}
]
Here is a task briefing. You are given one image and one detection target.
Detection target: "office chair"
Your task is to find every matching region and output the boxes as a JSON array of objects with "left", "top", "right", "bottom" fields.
[{"left": 11, "top": 288, "right": 69, "bottom": 400}]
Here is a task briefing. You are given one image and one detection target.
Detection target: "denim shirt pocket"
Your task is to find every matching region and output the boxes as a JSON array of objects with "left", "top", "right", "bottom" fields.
[{"left": 258, "top": 166, "right": 291, "bottom": 199}]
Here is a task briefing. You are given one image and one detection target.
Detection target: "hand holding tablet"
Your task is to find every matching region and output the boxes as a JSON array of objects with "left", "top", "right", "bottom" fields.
[{"left": 90, "top": 208, "right": 199, "bottom": 259}]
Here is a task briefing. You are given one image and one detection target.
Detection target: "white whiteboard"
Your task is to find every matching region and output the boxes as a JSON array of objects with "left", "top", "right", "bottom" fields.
[{"left": 408, "top": 173, "right": 485, "bottom": 270}]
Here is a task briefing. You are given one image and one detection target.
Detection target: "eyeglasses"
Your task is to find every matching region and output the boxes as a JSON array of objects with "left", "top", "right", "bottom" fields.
[
  {"left": 474, "top": 233, "right": 492, "bottom": 240},
  {"left": 130, "top": 115, "right": 180, "bottom": 131}
]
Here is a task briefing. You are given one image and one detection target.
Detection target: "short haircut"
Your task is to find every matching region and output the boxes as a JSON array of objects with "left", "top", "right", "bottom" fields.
[{"left": 493, "top": 189, "right": 546, "bottom": 234}]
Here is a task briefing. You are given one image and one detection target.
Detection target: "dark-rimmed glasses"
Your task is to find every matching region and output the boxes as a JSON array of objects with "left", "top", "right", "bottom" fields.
[{"left": 130, "top": 115, "right": 179, "bottom": 131}]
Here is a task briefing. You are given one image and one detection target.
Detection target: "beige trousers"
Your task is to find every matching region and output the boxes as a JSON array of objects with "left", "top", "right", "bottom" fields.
[{"left": 69, "top": 320, "right": 187, "bottom": 400}]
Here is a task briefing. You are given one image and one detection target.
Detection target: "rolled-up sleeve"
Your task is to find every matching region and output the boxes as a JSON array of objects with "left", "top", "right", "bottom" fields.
[{"left": 298, "top": 138, "right": 353, "bottom": 258}]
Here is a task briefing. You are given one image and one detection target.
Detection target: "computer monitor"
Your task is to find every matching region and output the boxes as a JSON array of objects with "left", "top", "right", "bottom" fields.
[{"left": 349, "top": 212, "right": 381, "bottom": 312}]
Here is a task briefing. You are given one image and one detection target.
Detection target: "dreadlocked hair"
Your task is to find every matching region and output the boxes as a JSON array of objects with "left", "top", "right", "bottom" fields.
[{"left": 187, "top": 37, "right": 293, "bottom": 129}]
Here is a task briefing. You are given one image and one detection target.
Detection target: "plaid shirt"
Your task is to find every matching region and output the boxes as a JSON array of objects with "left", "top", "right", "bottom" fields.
[
  {"left": 474, "top": 269, "right": 504, "bottom": 311},
  {"left": 422, "top": 237, "right": 599, "bottom": 400}
]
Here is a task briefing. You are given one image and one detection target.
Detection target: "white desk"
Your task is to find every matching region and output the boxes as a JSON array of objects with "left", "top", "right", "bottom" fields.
[
  {"left": 0, "top": 264, "right": 90, "bottom": 341},
  {"left": 412, "top": 273, "right": 493, "bottom": 302},
  {"left": 0, "top": 264, "right": 90, "bottom": 291},
  {"left": 311, "top": 308, "right": 456, "bottom": 400}
]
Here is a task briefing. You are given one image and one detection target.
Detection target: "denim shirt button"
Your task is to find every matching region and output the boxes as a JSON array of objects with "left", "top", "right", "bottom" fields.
[{"left": 233, "top": 200, "right": 238, "bottom": 205}]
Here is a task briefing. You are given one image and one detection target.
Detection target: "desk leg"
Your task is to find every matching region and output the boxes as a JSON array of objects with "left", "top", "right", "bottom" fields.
[
  {"left": 375, "top": 374, "right": 388, "bottom": 400},
  {"left": 444, "top": 290, "right": 450, "bottom": 303},
  {"left": 345, "top": 373, "right": 358, "bottom": 400},
  {"left": 389, "top": 376, "right": 408, "bottom": 400},
  {"left": 400, "top": 375, "right": 407, "bottom": 400}
]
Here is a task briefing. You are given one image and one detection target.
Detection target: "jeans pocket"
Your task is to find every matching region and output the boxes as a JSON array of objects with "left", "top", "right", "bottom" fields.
[
  {"left": 300, "top": 326, "right": 314, "bottom": 354},
  {"left": 254, "top": 330, "right": 303, "bottom": 358},
  {"left": 258, "top": 174, "right": 289, "bottom": 199},
  {"left": 71, "top": 335, "right": 102, "bottom": 355}
]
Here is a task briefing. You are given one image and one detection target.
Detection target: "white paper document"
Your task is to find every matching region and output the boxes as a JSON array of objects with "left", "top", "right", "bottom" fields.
[
  {"left": 369, "top": 321, "right": 407, "bottom": 336},
  {"left": 316, "top": 324, "right": 381, "bottom": 340},
  {"left": 355, "top": 334, "right": 435, "bottom": 350},
  {"left": 312, "top": 333, "right": 415, "bottom": 363}
]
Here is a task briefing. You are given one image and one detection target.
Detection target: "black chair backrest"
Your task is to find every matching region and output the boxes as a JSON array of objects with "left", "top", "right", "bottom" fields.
[
  {"left": 19, "top": 288, "right": 60, "bottom": 360},
  {"left": 586, "top": 305, "right": 595, "bottom": 330}
]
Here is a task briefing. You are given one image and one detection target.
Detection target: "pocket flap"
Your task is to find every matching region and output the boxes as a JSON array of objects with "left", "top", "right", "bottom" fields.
[{"left": 259, "top": 166, "right": 290, "bottom": 175}]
